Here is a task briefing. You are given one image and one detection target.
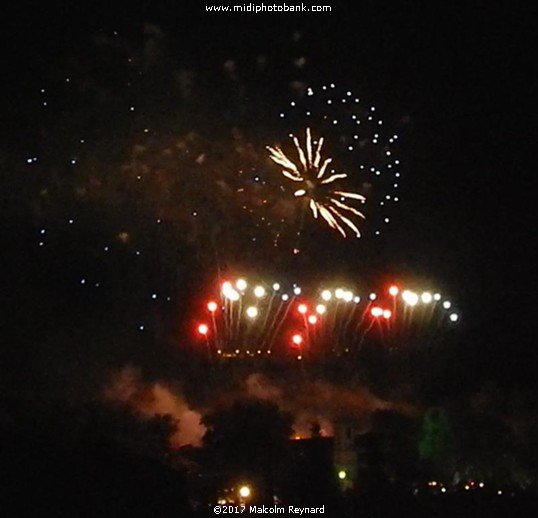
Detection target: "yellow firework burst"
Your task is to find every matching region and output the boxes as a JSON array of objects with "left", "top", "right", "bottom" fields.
[{"left": 267, "top": 128, "right": 366, "bottom": 238}]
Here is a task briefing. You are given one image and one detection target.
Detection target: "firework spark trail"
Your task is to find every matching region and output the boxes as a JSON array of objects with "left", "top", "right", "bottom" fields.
[
  {"left": 333, "top": 303, "right": 347, "bottom": 349},
  {"left": 326, "top": 299, "right": 341, "bottom": 344},
  {"left": 222, "top": 297, "right": 230, "bottom": 342},
  {"left": 260, "top": 300, "right": 284, "bottom": 350},
  {"left": 198, "top": 278, "right": 459, "bottom": 357},
  {"left": 228, "top": 298, "right": 235, "bottom": 343},
  {"left": 267, "top": 295, "right": 297, "bottom": 353},
  {"left": 343, "top": 301, "right": 360, "bottom": 343},
  {"left": 211, "top": 313, "right": 219, "bottom": 350},
  {"left": 375, "top": 319, "right": 389, "bottom": 349},
  {"left": 302, "top": 314, "right": 312, "bottom": 353},
  {"left": 340, "top": 300, "right": 359, "bottom": 348},
  {"left": 402, "top": 303, "right": 411, "bottom": 337},
  {"left": 235, "top": 297, "right": 243, "bottom": 344},
  {"left": 391, "top": 295, "right": 398, "bottom": 342},
  {"left": 259, "top": 291, "right": 277, "bottom": 344},
  {"left": 243, "top": 315, "right": 256, "bottom": 351},
  {"left": 353, "top": 301, "right": 373, "bottom": 345},
  {"left": 267, "top": 128, "right": 366, "bottom": 238},
  {"left": 276, "top": 83, "right": 404, "bottom": 239},
  {"left": 203, "top": 335, "right": 212, "bottom": 361},
  {"left": 357, "top": 318, "right": 377, "bottom": 350},
  {"left": 422, "top": 300, "right": 438, "bottom": 338},
  {"left": 261, "top": 298, "right": 286, "bottom": 351}
]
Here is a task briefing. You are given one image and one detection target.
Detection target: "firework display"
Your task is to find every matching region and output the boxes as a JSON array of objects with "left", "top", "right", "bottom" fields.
[
  {"left": 19, "top": 31, "right": 459, "bottom": 365},
  {"left": 272, "top": 83, "right": 402, "bottom": 238},
  {"left": 8, "top": 13, "right": 537, "bottom": 511},
  {"left": 194, "top": 275, "right": 460, "bottom": 359}
]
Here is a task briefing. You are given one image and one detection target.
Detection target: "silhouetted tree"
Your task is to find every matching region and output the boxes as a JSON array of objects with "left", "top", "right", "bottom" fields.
[{"left": 0, "top": 400, "right": 192, "bottom": 516}]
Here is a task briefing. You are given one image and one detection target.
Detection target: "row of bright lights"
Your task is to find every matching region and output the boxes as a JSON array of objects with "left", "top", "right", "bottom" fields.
[
  {"left": 220, "top": 479, "right": 505, "bottom": 506},
  {"left": 426, "top": 480, "right": 505, "bottom": 495},
  {"left": 221, "top": 280, "right": 294, "bottom": 301},
  {"left": 206, "top": 301, "right": 457, "bottom": 325},
  {"left": 196, "top": 279, "right": 460, "bottom": 355},
  {"left": 219, "top": 280, "right": 458, "bottom": 319}
]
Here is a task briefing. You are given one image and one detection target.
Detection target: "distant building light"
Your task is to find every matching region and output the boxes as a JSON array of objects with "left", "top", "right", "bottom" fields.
[{"left": 239, "top": 485, "right": 251, "bottom": 498}]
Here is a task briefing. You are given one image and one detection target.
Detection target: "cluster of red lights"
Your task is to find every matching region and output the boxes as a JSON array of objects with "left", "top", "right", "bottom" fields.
[
  {"left": 195, "top": 286, "right": 401, "bottom": 345},
  {"left": 197, "top": 323, "right": 209, "bottom": 336},
  {"left": 197, "top": 301, "right": 219, "bottom": 336},
  {"left": 193, "top": 281, "right": 462, "bottom": 357}
]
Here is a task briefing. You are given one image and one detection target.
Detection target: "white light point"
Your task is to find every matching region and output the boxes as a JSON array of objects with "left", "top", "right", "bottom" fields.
[
  {"left": 421, "top": 292, "right": 433, "bottom": 304},
  {"left": 254, "top": 285, "right": 266, "bottom": 298},
  {"left": 449, "top": 313, "right": 459, "bottom": 322},
  {"left": 369, "top": 292, "right": 377, "bottom": 301},
  {"left": 272, "top": 283, "right": 281, "bottom": 291},
  {"left": 443, "top": 300, "right": 452, "bottom": 309},
  {"left": 402, "top": 290, "right": 419, "bottom": 306},
  {"left": 316, "top": 304, "right": 327, "bottom": 315},
  {"left": 388, "top": 286, "right": 399, "bottom": 297},
  {"left": 371, "top": 307, "right": 383, "bottom": 317},
  {"left": 321, "top": 290, "right": 332, "bottom": 301},
  {"left": 236, "top": 278, "right": 247, "bottom": 291},
  {"left": 223, "top": 283, "right": 240, "bottom": 301},
  {"left": 239, "top": 486, "right": 251, "bottom": 498}
]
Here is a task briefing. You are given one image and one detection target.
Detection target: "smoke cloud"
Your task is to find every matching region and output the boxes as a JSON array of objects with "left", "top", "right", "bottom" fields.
[
  {"left": 244, "top": 372, "right": 408, "bottom": 439},
  {"left": 104, "top": 366, "right": 206, "bottom": 448},
  {"left": 104, "top": 367, "right": 417, "bottom": 448}
]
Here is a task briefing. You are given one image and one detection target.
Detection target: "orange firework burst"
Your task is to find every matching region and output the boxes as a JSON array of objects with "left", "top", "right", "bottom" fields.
[{"left": 267, "top": 128, "right": 366, "bottom": 238}]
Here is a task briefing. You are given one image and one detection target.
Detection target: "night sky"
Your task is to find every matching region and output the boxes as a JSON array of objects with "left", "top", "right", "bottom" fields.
[{"left": 2, "top": 1, "right": 537, "bottom": 400}]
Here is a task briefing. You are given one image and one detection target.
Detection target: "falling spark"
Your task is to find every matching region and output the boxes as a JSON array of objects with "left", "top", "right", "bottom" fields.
[{"left": 267, "top": 128, "right": 366, "bottom": 237}]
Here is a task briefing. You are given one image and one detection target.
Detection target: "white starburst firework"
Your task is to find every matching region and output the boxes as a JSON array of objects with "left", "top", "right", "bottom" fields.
[{"left": 267, "top": 128, "right": 365, "bottom": 237}]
